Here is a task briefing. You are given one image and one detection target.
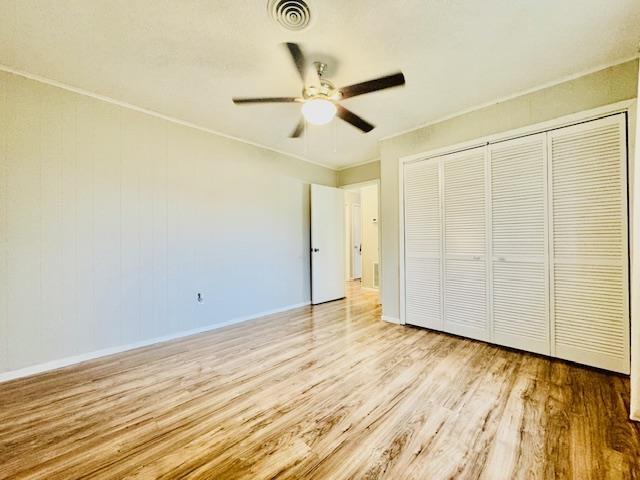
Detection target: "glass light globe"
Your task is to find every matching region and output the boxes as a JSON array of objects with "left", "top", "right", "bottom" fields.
[{"left": 301, "top": 98, "right": 337, "bottom": 125}]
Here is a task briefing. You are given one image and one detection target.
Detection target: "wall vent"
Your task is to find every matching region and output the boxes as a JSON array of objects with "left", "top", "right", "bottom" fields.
[{"left": 267, "top": 0, "right": 313, "bottom": 31}]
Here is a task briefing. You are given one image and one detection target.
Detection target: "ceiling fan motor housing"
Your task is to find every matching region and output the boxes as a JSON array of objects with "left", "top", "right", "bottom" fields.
[{"left": 303, "top": 78, "right": 340, "bottom": 101}]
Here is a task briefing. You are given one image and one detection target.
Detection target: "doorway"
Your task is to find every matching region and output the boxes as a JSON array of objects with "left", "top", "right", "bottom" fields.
[{"left": 342, "top": 181, "right": 380, "bottom": 296}]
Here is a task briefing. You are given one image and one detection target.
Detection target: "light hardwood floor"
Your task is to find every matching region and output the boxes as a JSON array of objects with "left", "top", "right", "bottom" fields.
[{"left": 0, "top": 282, "right": 639, "bottom": 479}]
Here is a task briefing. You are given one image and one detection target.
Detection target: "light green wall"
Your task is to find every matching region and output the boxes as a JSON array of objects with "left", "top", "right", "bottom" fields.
[
  {"left": 0, "top": 70, "right": 336, "bottom": 375},
  {"left": 337, "top": 160, "right": 380, "bottom": 186},
  {"left": 379, "top": 58, "right": 639, "bottom": 321}
]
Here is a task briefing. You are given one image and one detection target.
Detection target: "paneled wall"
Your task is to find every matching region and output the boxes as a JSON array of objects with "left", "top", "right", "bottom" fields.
[{"left": 0, "top": 71, "right": 336, "bottom": 374}]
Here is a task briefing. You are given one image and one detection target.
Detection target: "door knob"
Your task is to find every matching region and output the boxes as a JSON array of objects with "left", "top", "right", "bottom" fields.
[{"left": 312, "top": 248, "right": 319, "bottom": 252}]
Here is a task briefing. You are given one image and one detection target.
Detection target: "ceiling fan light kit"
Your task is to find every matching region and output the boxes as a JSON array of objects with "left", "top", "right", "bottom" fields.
[
  {"left": 232, "top": 42, "right": 405, "bottom": 137},
  {"left": 301, "top": 98, "right": 336, "bottom": 125}
]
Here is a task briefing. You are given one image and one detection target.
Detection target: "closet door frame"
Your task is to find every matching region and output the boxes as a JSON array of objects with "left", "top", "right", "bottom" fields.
[{"left": 398, "top": 99, "right": 635, "bottom": 363}]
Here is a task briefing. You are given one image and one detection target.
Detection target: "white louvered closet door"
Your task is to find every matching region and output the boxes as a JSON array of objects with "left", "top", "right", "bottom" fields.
[
  {"left": 489, "top": 134, "right": 550, "bottom": 355},
  {"left": 404, "top": 160, "right": 442, "bottom": 330},
  {"left": 442, "top": 147, "right": 490, "bottom": 341},
  {"left": 549, "top": 114, "right": 630, "bottom": 373}
]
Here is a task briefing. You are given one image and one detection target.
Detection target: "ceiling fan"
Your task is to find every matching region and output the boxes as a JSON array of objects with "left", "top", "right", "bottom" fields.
[{"left": 232, "top": 43, "right": 406, "bottom": 137}]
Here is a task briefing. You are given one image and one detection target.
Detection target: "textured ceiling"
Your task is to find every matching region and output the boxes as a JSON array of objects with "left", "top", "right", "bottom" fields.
[{"left": 0, "top": 0, "right": 639, "bottom": 169}]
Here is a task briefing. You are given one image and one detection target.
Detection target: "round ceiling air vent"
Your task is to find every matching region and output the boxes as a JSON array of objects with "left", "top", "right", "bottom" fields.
[{"left": 267, "top": 0, "right": 313, "bottom": 31}]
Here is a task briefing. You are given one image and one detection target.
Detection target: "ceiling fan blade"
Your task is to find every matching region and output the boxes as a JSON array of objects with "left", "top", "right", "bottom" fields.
[
  {"left": 290, "top": 118, "right": 305, "bottom": 138},
  {"left": 232, "top": 97, "right": 300, "bottom": 104},
  {"left": 336, "top": 105, "right": 375, "bottom": 133},
  {"left": 284, "top": 42, "right": 307, "bottom": 83},
  {"left": 339, "top": 72, "right": 405, "bottom": 100}
]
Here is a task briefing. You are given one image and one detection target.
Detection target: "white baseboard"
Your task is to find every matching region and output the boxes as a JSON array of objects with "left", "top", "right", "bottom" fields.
[
  {"left": 382, "top": 315, "right": 402, "bottom": 324},
  {"left": 0, "top": 301, "right": 310, "bottom": 383}
]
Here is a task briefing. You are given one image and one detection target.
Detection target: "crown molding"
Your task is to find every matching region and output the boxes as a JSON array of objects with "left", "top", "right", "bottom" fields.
[{"left": 336, "top": 158, "right": 380, "bottom": 171}]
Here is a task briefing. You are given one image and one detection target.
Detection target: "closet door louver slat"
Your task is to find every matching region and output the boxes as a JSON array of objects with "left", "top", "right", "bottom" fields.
[
  {"left": 489, "top": 134, "right": 549, "bottom": 354},
  {"left": 404, "top": 160, "right": 442, "bottom": 330},
  {"left": 549, "top": 114, "right": 629, "bottom": 374},
  {"left": 442, "top": 148, "right": 489, "bottom": 341}
]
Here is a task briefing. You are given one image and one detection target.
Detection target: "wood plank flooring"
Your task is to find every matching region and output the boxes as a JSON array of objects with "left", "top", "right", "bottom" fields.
[{"left": 0, "top": 282, "right": 639, "bottom": 479}]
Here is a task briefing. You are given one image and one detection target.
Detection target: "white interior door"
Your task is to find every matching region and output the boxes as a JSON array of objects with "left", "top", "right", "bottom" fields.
[
  {"left": 442, "top": 147, "right": 490, "bottom": 342},
  {"left": 404, "top": 160, "right": 442, "bottom": 330},
  {"left": 549, "top": 114, "right": 629, "bottom": 373},
  {"left": 489, "top": 133, "right": 550, "bottom": 355},
  {"left": 352, "top": 204, "right": 362, "bottom": 279},
  {"left": 311, "top": 184, "right": 346, "bottom": 304}
]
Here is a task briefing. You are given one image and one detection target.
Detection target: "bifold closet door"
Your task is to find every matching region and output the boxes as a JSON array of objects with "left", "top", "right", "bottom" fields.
[
  {"left": 404, "top": 160, "right": 442, "bottom": 330},
  {"left": 442, "top": 147, "right": 489, "bottom": 341},
  {"left": 489, "top": 134, "right": 550, "bottom": 355},
  {"left": 549, "top": 114, "right": 629, "bottom": 373}
]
